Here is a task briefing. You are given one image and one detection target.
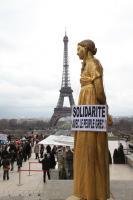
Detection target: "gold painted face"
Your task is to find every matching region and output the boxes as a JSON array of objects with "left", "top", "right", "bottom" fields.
[{"left": 77, "top": 45, "right": 86, "bottom": 60}]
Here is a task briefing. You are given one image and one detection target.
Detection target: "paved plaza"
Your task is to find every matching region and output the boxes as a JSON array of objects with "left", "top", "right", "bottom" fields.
[{"left": 0, "top": 154, "right": 133, "bottom": 200}]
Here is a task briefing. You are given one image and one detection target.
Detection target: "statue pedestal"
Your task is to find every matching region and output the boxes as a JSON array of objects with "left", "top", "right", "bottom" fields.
[{"left": 66, "top": 194, "right": 114, "bottom": 200}]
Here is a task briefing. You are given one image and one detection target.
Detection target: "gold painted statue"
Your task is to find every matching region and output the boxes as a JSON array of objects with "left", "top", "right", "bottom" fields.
[{"left": 74, "top": 40, "right": 110, "bottom": 200}]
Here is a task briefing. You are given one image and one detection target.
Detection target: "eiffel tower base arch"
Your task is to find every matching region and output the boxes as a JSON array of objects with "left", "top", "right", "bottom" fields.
[{"left": 49, "top": 107, "right": 71, "bottom": 127}]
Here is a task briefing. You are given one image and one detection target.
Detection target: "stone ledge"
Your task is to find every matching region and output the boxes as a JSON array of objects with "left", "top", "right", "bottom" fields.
[{"left": 126, "top": 154, "right": 133, "bottom": 168}]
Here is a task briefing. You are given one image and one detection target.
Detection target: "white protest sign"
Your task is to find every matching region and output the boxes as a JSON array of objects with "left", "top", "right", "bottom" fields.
[{"left": 71, "top": 105, "right": 107, "bottom": 132}]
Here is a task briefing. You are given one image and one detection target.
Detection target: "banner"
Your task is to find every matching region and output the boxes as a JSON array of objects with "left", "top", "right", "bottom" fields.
[{"left": 71, "top": 105, "right": 107, "bottom": 132}]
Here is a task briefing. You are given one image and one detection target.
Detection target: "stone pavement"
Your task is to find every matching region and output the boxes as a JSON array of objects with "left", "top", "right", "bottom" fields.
[
  {"left": 110, "top": 164, "right": 133, "bottom": 200},
  {"left": 0, "top": 154, "right": 133, "bottom": 200}
]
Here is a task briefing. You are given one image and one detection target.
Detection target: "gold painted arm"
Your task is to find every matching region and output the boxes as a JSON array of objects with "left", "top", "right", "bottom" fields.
[
  {"left": 80, "top": 76, "right": 93, "bottom": 86},
  {"left": 94, "top": 77, "right": 106, "bottom": 104}
]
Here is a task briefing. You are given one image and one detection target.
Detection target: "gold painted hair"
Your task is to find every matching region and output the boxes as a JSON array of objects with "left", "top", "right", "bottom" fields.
[{"left": 78, "top": 40, "right": 97, "bottom": 55}]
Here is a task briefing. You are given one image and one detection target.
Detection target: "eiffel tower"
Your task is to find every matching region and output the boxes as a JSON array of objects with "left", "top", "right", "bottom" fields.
[{"left": 49, "top": 33, "right": 75, "bottom": 127}]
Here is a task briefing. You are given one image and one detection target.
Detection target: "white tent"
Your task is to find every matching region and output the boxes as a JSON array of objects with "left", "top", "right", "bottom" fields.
[
  {"left": 38, "top": 135, "right": 127, "bottom": 157},
  {"left": 0, "top": 133, "right": 7, "bottom": 141},
  {"left": 39, "top": 135, "right": 74, "bottom": 147}
]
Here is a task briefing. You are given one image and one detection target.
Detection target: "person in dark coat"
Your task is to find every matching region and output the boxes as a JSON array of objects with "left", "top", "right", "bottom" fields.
[
  {"left": 10, "top": 149, "right": 16, "bottom": 171},
  {"left": 7, "top": 135, "right": 11, "bottom": 142},
  {"left": 22, "top": 143, "right": 28, "bottom": 162},
  {"left": 118, "top": 145, "right": 125, "bottom": 164},
  {"left": 65, "top": 147, "right": 73, "bottom": 179},
  {"left": 25, "top": 141, "right": 32, "bottom": 159},
  {"left": 46, "top": 145, "right": 51, "bottom": 154},
  {"left": 2, "top": 156, "right": 10, "bottom": 180},
  {"left": 113, "top": 149, "right": 119, "bottom": 164},
  {"left": 39, "top": 154, "right": 50, "bottom": 183},
  {"left": 40, "top": 144, "right": 44, "bottom": 158},
  {"left": 1, "top": 146, "right": 9, "bottom": 159},
  {"left": 17, "top": 150, "right": 23, "bottom": 171},
  {"left": 49, "top": 152, "right": 56, "bottom": 169},
  {"left": 52, "top": 145, "right": 57, "bottom": 155}
]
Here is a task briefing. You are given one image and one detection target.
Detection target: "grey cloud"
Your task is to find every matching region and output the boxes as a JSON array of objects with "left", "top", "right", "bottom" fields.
[{"left": 0, "top": 106, "right": 52, "bottom": 119}]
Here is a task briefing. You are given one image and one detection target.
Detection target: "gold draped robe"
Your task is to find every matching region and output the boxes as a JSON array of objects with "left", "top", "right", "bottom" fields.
[{"left": 74, "top": 56, "right": 110, "bottom": 200}]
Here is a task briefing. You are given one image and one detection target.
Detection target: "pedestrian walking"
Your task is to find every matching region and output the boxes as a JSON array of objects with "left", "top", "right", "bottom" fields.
[
  {"left": 65, "top": 147, "right": 73, "bottom": 179},
  {"left": 17, "top": 151, "right": 23, "bottom": 171},
  {"left": 40, "top": 144, "right": 44, "bottom": 158},
  {"left": 10, "top": 149, "right": 16, "bottom": 171},
  {"left": 39, "top": 154, "right": 50, "bottom": 183},
  {"left": 2, "top": 156, "right": 10, "bottom": 180},
  {"left": 34, "top": 141, "right": 39, "bottom": 159}
]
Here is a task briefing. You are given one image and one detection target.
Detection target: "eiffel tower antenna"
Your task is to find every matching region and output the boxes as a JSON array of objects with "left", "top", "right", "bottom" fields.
[{"left": 49, "top": 32, "right": 75, "bottom": 127}]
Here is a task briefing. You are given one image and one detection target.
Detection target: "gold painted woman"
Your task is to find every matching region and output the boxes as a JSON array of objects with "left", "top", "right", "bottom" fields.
[{"left": 74, "top": 40, "right": 110, "bottom": 200}]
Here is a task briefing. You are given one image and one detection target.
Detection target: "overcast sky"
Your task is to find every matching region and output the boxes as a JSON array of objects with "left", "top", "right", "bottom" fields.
[{"left": 0, "top": 0, "right": 133, "bottom": 119}]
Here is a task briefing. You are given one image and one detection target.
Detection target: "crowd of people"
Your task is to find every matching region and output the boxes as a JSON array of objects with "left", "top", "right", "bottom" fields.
[
  {"left": 0, "top": 134, "right": 74, "bottom": 182},
  {"left": 0, "top": 138, "right": 32, "bottom": 180}
]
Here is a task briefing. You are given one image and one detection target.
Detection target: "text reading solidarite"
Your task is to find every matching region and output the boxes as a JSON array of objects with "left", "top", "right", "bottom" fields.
[{"left": 72, "top": 106, "right": 106, "bottom": 130}]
